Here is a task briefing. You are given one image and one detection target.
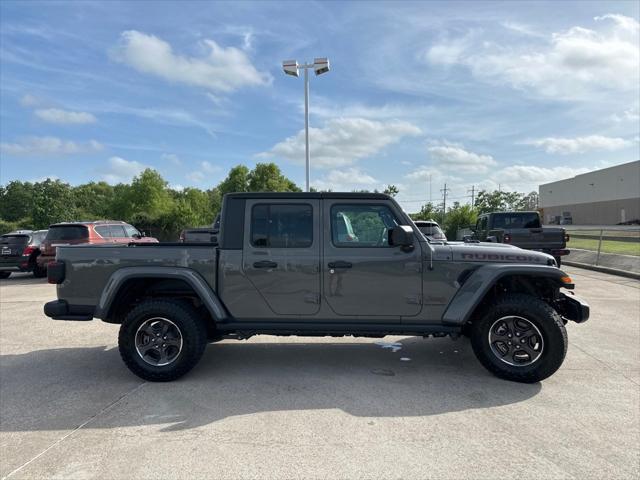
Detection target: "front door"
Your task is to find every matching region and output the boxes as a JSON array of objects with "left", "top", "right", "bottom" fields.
[
  {"left": 242, "top": 200, "right": 321, "bottom": 317},
  {"left": 322, "top": 200, "right": 422, "bottom": 318}
]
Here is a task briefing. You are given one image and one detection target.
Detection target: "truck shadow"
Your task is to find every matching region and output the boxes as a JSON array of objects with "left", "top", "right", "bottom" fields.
[
  {"left": 0, "top": 274, "right": 47, "bottom": 285},
  {"left": 1, "top": 338, "right": 541, "bottom": 433}
]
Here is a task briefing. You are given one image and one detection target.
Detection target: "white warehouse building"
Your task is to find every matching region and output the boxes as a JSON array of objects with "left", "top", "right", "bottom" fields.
[{"left": 539, "top": 160, "right": 640, "bottom": 225}]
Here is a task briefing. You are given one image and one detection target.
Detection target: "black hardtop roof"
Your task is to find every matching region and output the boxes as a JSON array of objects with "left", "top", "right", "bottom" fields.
[
  {"left": 49, "top": 220, "right": 128, "bottom": 227},
  {"left": 482, "top": 211, "right": 539, "bottom": 216},
  {"left": 224, "top": 192, "right": 392, "bottom": 200}
]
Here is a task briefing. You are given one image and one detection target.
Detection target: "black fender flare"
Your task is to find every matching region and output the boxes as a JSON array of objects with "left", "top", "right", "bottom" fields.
[
  {"left": 441, "top": 264, "right": 571, "bottom": 326},
  {"left": 94, "top": 267, "right": 229, "bottom": 323}
]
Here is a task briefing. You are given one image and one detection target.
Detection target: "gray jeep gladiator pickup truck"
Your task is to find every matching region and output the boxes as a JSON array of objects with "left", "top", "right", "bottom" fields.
[
  {"left": 44, "top": 193, "right": 589, "bottom": 383},
  {"left": 472, "top": 211, "right": 570, "bottom": 266}
]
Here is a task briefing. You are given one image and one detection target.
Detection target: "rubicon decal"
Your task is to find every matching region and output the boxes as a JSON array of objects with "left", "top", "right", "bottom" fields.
[{"left": 461, "top": 253, "right": 542, "bottom": 262}]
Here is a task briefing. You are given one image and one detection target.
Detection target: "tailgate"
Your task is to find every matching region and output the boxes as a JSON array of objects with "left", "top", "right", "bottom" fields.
[{"left": 509, "top": 228, "right": 566, "bottom": 250}]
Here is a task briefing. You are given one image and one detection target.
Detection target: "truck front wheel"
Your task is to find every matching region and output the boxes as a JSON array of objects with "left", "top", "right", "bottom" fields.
[
  {"left": 469, "top": 294, "right": 568, "bottom": 383},
  {"left": 118, "top": 299, "right": 207, "bottom": 381}
]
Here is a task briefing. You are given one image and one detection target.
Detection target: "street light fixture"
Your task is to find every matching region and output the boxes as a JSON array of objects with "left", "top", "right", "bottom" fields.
[{"left": 282, "top": 57, "right": 330, "bottom": 192}]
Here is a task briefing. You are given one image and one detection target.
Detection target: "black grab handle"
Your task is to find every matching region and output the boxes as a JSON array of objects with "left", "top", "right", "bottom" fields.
[
  {"left": 328, "top": 261, "right": 352, "bottom": 269},
  {"left": 253, "top": 260, "right": 278, "bottom": 268}
]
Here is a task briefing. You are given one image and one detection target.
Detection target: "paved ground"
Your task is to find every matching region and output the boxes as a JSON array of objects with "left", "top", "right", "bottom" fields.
[{"left": 1, "top": 267, "right": 638, "bottom": 479}]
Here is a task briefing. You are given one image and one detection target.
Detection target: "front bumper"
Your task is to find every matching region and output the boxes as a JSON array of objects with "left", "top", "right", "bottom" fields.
[
  {"left": 556, "top": 291, "right": 590, "bottom": 323},
  {"left": 44, "top": 300, "right": 94, "bottom": 321}
]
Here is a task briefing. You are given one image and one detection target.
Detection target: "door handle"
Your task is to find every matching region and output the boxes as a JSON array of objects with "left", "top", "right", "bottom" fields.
[
  {"left": 328, "top": 261, "right": 352, "bottom": 269},
  {"left": 253, "top": 260, "right": 278, "bottom": 269}
]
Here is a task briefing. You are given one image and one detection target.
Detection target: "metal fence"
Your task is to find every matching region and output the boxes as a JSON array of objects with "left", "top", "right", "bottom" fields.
[{"left": 563, "top": 226, "right": 640, "bottom": 273}]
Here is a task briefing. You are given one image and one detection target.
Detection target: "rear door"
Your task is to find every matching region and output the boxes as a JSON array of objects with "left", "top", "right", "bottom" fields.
[
  {"left": 242, "top": 200, "right": 321, "bottom": 317},
  {"left": 0, "top": 234, "right": 29, "bottom": 262},
  {"left": 322, "top": 200, "right": 422, "bottom": 318}
]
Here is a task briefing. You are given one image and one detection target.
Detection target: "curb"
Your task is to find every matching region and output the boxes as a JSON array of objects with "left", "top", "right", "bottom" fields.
[{"left": 563, "top": 260, "right": 640, "bottom": 281}]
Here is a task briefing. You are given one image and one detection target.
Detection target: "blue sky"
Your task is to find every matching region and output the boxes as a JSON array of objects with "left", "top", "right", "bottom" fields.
[{"left": 1, "top": 0, "right": 638, "bottom": 212}]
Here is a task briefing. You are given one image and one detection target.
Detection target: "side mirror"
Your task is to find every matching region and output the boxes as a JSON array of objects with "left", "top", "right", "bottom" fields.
[
  {"left": 141, "top": 231, "right": 147, "bottom": 237},
  {"left": 389, "top": 225, "right": 414, "bottom": 248}
]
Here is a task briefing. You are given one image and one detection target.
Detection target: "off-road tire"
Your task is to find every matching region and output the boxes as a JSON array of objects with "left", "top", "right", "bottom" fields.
[
  {"left": 118, "top": 299, "right": 207, "bottom": 382},
  {"left": 0, "top": 272, "right": 11, "bottom": 279},
  {"left": 470, "top": 294, "right": 567, "bottom": 383}
]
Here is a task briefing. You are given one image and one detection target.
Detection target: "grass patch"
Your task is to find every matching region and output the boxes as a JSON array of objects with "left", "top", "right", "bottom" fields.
[{"left": 569, "top": 237, "right": 640, "bottom": 256}]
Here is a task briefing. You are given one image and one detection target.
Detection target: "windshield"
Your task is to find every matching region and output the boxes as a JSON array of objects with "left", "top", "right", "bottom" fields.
[{"left": 46, "top": 225, "right": 89, "bottom": 241}]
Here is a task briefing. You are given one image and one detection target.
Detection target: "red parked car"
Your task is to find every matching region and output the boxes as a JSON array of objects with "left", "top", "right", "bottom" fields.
[{"left": 37, "top": 221, "right": 158, "bottom": 272}]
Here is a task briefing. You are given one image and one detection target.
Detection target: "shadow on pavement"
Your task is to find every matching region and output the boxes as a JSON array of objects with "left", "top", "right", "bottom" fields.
[
  {"left": 0, "top": 273, "right": 47, "bottom": 286},
  {"left": 1, "top": 338, "right": 541, "bottom": 432}
]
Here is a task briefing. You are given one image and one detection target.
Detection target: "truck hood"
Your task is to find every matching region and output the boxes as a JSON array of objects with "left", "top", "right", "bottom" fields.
[{"left": 435, "top": 241, "right": 555, "bottom": 266}]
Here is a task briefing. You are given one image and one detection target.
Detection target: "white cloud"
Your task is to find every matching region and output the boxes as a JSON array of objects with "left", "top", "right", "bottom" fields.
[
  {"left": 312, "top": 168, "right": 378, "bottom": 192},
  {"left": 35, "top": 108, "right": 97, "bottom": 124},
  {"left": 186, "top": 171, "right": 205, "bottom": 183},
  {"left": 611, "top": 107, "right": 640, "bottom": 123},
  {"left": 111, "top": 30, "right": 271, "bottom": 92},
  {"left": 20, "top": 94, "right": 40, "bottom": 107},
  {"left": 527, "top": 135, "right": 633, "bottom": 154},
  {"left": 261, "top": 118, "right": 421, "bottom": 168},
  {"left": 426, "top": 14, "right": 640, "bottom": 99},
  {"left": 427, "top": 142, "right": 497, "bottom": 174},
  {"left": 0, "top": 136, "right": 103, "bottom": 156},
  {"left": 200, "top": 161, "right": 220, "bottom": 173},
  {"left": 498, "top": 165, "right": 591, "bottom": 185},
  {"left": 162, "top": 153, "right": 182, "bottom": 165},
  {"left": 102, "top": 156, "right": 147, "bottom": 184}
]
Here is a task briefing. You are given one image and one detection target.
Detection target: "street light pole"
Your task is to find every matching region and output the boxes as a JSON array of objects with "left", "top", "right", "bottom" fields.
[
  {"left": 283, "top": 58, "right": 330, "bottom": 192},
  {"left": 304, "top": 67, "right": 310, "bottom": 192}
]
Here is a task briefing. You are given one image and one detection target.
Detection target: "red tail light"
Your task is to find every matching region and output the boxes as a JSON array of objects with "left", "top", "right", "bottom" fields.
[
  {"left": 503, "top": 234, "right": 512, "bottom": 243},
  {"left": 22, "top": 246, "right": 36, "bottom": 256}
]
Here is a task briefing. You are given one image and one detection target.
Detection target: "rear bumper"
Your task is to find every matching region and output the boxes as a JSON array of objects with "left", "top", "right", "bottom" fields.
[
  {"left": 0, "top": 257, "right": 30, "bottom": 272},
  {"left": 556, "top": 291, "right": 590, "bottom": 323},
  {"left": 44, "top": 300, "right": 94, "bottom": 321}
]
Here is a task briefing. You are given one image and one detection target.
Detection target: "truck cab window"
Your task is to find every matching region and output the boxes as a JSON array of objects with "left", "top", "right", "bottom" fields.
[
  {"left": 331, "top": 204, "right": 398, "bottom": 247},
  {"left": 250, "top": 204, "right": 313, "bottom": 248}
]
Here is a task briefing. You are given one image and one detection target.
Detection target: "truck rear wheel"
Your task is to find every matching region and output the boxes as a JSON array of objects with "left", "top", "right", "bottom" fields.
[
  {"left": 469, "top": 294, "right": 567, "bottom": 383},
  {"left": 0, "top": 272, "right": 11, "bottom": 279},
  {"left": 118, "top": 299, "right": 207, "bottom": 382}
]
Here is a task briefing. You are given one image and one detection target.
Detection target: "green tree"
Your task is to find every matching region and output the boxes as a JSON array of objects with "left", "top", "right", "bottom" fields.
[
  {"left": 31, "top": 179, "right": 76, "bottom": 228},
  {"left": 247, "top": 163, "right": 301, "bottom": 192},
  {"left": 474, "top": 190, "right": 525, "bottom": 214},
  {"left": 383, "top": 185, "right": 399, "bottom": 197},
  {"left": 73, "top": 182, "right": 115, "bottom": 219},
  {"left": 217, "top": 165, "right": 250, "bottom": 195},
  {"left": 127, "top": 169, "right": 174, "bottom": 218},
  {"left": 0, "top": 181, "right": 34, "bottom": 222},
  {"left": 410, "top": 202, "right": 443, "bottom": 223},
  {"left": 443, "top": 202, "right": 477, "bottom": 240}
]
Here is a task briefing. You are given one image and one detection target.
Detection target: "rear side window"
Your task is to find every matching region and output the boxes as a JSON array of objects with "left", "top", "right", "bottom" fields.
[
  {"left": 109, "top": 225, "right": 127, "bottom": 237},
  {"left": 493, "top": 213, "right": 541, "bottom": 229},
  {"left": 30, "top": 231, "right": 47, "bottom": 244},
  {"left": 95, "top": 225, "right": 111, "bottom": 237},
  {"left": 46, "top": 226, "right": 89, "bottom": 241},
  {"left": 251, "top": 204, "right": 313, "bottom": 248}
]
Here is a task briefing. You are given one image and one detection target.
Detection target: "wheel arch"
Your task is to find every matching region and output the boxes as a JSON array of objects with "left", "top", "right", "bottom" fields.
[
  {"left": 95, "top": 267, "right": 228, "bottom": 327},
  {"left": 442, "top": 264, "right": 570, "bottom": 326}
]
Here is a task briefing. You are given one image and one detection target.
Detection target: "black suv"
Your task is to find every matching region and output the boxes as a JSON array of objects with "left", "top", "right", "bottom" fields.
[{"left": 0, "top": 230, "right": 48, "bottom": 278}]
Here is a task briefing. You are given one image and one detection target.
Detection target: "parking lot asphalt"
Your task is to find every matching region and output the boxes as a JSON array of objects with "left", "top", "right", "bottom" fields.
[{"left": 1, "top": 267, "right": 638, "bottom": 479}]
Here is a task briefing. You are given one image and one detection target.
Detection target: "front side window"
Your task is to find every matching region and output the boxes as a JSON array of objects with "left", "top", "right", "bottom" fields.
[
  {"left": 124, "top": 225, "right": 140, "bottom": 237},
  {"left": 331, "top": 204, "right": 398, "bottom": 247},
  {"left": 251, "top": 204, "right": 313, "bottom": 248}
]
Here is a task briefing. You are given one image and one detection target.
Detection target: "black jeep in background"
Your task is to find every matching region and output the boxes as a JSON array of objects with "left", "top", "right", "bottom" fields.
[{"left": 472, "top": 211, "right": 570, "bottom": 266}]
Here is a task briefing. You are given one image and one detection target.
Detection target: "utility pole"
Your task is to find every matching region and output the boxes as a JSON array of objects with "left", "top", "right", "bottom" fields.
[
  {"left": 440, "top": 183, "right": 451, "bottom": 221},
  {"left": 429, "top": 173, "right": 432, "bottom": 203},
  {"left": 468, "top": 185, "right": 475, "bottom": 207}
]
